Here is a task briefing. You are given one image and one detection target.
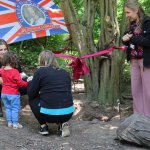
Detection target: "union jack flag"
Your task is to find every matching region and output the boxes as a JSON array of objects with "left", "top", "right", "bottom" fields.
[{"left": 0, "top": 0, "right": 68, "bottom": 44}]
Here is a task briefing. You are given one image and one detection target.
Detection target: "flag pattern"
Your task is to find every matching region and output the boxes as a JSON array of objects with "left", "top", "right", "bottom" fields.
[{"left": 0, "top": 0, "right": 68, "bottom": 44}]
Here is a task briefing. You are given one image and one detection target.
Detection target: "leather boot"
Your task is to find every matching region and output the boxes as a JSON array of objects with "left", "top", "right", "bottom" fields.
[{"left": 0, "top": 107, "right": 3, "bottom": 117}]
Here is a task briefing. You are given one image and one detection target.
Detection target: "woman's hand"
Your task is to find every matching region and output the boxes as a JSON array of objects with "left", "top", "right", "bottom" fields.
[
  {"left": 122, "top": 34, "right": 133, "bottom": 42},
  {"left": 27, "top": 76, "right": 33, "bottom": 82},
  {"left": 27, "top": 78, "right": 32, "bottom": 82}
]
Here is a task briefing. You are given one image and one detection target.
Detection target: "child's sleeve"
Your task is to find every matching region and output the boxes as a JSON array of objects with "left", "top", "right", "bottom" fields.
[{"left": 14, "top": 69, "right": 28, "bottom": 88}]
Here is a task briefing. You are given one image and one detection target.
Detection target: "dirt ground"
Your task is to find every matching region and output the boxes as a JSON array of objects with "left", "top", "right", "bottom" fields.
[{"left": 0, "top": 66, "right": 149, "bottom": 150}]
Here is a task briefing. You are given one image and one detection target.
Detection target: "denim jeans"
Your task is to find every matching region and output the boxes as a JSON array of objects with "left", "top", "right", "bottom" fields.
[{"left": 1, "top": 93, "right": 20, "bottom": 124}]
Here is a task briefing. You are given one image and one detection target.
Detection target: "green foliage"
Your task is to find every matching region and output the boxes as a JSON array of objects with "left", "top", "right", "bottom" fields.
[
  {"left": 93, "top": 4, "right": 101, "bottom": 41},
  {"left": 53, "top": 0, "right": 61, "bottom": 8},
  {"left": 9, "top": 44, "right": 20, "bottom": 54},
  {"left": 56, "top": 45, "right": 79, "bottom": 74},
  {"left": 117, "top": 0, "right": 124, "bottom": 27},
  {"left": 21, "top": 45, "right": 42, "bottom": 68},
  {"left": 72, "top": 0, "right": 84, "bottom": 19},
  {"left": 10, "top": 44, "right": 42, "bottom": 68},
  {"left": 81, "top": 20, "right": 87, "bottom": 26},
  {"left": 139, "top": 0, "right": 150, "bottom": 16},
  {"left": 45, "top": 34, "right": 68, "bottom": 51},
  {"left": 122, "top": 60, "right": 131, "bottom": 81}
]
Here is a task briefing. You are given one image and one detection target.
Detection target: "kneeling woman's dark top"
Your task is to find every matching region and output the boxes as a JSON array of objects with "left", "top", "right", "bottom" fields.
[{"left": 27, "top": 66, "right": 74, "bottom": 115}]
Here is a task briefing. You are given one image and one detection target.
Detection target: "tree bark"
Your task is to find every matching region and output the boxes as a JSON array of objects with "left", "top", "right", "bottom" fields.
[
  {"left": 60, "top": 0, "right": 129, "bottom": 105},
  {"left": 117, "top": 113, "right": 150, "bottom": 148}
]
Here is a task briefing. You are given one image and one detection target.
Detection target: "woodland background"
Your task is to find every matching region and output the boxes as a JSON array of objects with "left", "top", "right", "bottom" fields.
[
  {"left": 1, "top": 1, "right": 150, "bottom": 149},
  {"left": 9, "top": 0, "right": 150, "bottom": 105}
]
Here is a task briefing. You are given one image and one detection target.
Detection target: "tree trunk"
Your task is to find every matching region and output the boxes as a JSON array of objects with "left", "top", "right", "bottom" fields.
[
  {"left": 117, "top": 113, "right": 150, "bottom": 148},
  {"left": 60, "top": 0, "right": 129, "bottom": 105}
]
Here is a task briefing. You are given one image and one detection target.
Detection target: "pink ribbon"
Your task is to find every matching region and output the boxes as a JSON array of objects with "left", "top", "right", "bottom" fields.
[
  {"left": 70, "top": 58, "right": 90, "bottom": 80},
  {"left": 112, "top": 46, "right": 127, "bottom": 50},
  {"left": 54, "top": 46, "right": 127, "bottom": 80},
  {"left": 52, "top": 42, "right": 73, "bottom": 54}
]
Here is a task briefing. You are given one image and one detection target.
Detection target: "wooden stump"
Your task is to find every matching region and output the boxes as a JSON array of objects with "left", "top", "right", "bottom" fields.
[{"left": 116, "top": 113, "right": 150, "bottom": 148}]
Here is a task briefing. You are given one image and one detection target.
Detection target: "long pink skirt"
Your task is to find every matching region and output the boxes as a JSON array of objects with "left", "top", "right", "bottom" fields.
[{"left": 130, "top": 58, "right": 150, "bottom": 117}]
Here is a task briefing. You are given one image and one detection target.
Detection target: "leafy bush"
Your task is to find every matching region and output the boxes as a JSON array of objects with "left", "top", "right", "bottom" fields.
[
  {"left": 122, "top": 60, "right": 131, "bottom": 81},
  {"left": 21, "top": 45, "right": 42, "bottom": 68},
  {"left": 10, "top": 44, "right": 42, "bottom": 68}
]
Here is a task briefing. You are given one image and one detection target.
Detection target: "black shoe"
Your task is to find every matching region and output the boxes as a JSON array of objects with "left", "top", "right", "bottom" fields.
[
  {"left": 0, "top": 107, "right": 3, "bottom": 117},
  {"left": 39, "top": 125, "right": 49, "bottom": 135}
]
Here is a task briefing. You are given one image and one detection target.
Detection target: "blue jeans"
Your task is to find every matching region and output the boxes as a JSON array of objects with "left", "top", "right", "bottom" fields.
[{"left": 1, "top": 93, "right": 20, "bottom": 124}]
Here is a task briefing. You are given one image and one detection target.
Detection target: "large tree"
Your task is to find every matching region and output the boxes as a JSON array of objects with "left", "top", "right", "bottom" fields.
[{"left": 60, "top": 0, "right": 129, "bottom": 105}]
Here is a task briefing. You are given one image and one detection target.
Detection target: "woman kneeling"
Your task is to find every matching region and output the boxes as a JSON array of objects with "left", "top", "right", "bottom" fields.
[{"left": 27, "top": 50, "right": 74, "bottom": 137}]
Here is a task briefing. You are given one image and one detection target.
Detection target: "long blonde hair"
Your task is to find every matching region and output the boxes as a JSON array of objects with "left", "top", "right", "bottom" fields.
[
  {"left": 124, "top": 0, "right": 148, "bottom": 31},
  {"left": 38, "top": 50, "right": 60, "bottom": 69}
]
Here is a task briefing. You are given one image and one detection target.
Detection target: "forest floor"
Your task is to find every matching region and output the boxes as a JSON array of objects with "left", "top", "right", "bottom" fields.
[{"left": 0, "top": 66, "right": 149, "bottom": 150}]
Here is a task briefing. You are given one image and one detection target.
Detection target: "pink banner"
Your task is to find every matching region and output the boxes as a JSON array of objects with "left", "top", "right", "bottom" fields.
[{"left": 54, "top": 46, "right": 127, "bottom": 80}]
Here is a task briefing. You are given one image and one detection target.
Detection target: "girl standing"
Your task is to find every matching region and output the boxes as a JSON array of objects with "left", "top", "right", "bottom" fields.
[
  {"left": 0, "top": 39, "right": 27, "bottom": 117},
  {"left": 1, "top": 51, "right": 28, "bottom": 129}
]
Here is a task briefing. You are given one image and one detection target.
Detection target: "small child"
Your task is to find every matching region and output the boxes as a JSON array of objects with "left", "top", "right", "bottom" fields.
[{"left": 1, "top": 51, "right": 28, "bottom": 129}]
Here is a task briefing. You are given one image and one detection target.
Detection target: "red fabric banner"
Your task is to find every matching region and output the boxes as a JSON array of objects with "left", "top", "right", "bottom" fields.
[{"left": 54, "top": 46, "right": 127, "bottom": 80}]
